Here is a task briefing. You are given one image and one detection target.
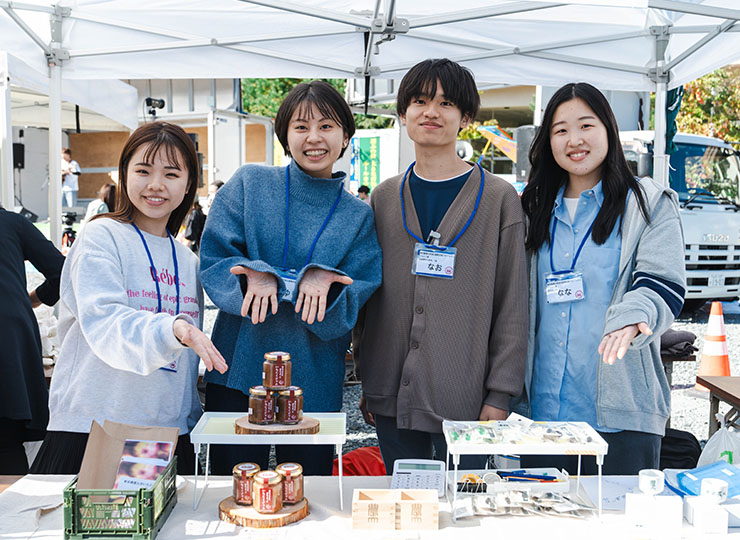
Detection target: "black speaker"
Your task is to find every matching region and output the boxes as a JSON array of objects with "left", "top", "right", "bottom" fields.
[
  {"left": 13, "top": 143, "right": 24, "bottom": 169},
  {"left": 187, "top": 132, "right": 199, "bottom": 151}
]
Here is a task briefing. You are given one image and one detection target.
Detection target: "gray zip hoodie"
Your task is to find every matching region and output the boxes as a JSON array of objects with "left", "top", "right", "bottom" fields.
[{"left": 518, "top": 177, "right": 685, "bottom": 436}]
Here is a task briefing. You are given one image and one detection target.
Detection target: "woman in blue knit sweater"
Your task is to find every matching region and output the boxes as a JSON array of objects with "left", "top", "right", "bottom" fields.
[{"left": 200, "top": 81, "right": 382, "bottom": 474}]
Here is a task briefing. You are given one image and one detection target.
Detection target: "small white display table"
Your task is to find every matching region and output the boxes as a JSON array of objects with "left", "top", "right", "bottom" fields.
[
  {"left": 443, "top": 420, "right": 609, "bottom": 520},
  {"left": 189, "top": 412, "right": 347, "bottom": 509}
]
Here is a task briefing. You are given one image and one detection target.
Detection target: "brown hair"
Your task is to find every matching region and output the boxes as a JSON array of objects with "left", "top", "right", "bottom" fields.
[
  {"left": 92, "top": 122, "right": 198, "bottom": 234},
  {"left": 98, "top": 183, "right": 117, "bottom": 211}
]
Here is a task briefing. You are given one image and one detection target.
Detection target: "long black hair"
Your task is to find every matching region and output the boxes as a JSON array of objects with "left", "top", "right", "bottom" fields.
[{"left": 521, "top": 82, "right": 649, "bottom": 252}]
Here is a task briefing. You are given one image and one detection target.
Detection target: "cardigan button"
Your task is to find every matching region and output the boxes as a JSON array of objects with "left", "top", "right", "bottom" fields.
[
  {"left": 411, "top": 342, "right": 419, "bottom": 350},
  {"left": 402, "top": 379, "right": 410, "bottom": 386},
  {"left": 415, "top": 306, "right": 424, "bottom": 314}
]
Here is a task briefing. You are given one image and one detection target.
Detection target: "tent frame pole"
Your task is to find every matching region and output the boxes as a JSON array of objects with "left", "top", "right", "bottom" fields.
[
  {"left": 0, "top": 55, "right": 13, "bottom": 210},
  {"left": 651, "top": 25, "right": 670, "bottom": 187}
]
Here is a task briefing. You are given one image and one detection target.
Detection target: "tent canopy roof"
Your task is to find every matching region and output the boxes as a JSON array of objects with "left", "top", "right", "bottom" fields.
[{"left": 2, "top": 0, "right": 739, "bottom": 92}]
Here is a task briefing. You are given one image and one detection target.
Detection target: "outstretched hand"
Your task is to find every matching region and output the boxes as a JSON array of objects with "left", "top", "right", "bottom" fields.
[
  {"left": 295, "top": 267, "right": 353, "bottom": 324},
  {"left": 173, "top": 319, "right": 228, "bottom": 374},
  {"left": 230, "top": 266, "right": 278, "bottom": 324},
  {"left": 598, "top": 321, "right": 652, "bottom": 365}
]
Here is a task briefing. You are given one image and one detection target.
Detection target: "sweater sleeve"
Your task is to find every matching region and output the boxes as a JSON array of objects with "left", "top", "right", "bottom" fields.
[
  {"left": 484, "top": 202, "right": 529, "bottom": 410},
  {"left": 65, "top": 225, "right": 188, "bottom": 376},
  {"left": 20, "top": 215, "right": 65, "bottom": 306},
  {"left": 291, "top": 210, "right": 382, "bottom": 342},
  {"left": 602, "top": 193, "right": 686, "bottom": 346},
  {"left": 200, "top": 173, "right": 286, "bottom": 319}
]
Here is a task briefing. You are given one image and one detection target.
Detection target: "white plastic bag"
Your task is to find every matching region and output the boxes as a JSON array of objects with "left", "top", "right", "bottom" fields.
[{"left": 698, "top": 416, "right": 740, "bottom": 467}]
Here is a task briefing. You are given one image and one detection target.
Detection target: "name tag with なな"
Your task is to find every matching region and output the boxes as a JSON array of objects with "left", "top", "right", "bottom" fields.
[
  {"left": 544, "top": 271, "right": 585, "bottom": 303},
  {"left": 412, "top": 243, "right": 456, "bottom": 279}
]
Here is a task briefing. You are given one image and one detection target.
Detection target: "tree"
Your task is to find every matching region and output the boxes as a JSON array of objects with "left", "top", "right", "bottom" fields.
[
  {"left": 676, "top": 67, "right": 740, "bottom": 143},
  {"left": 241, "top": 78, "right": 394, "bottom": 129}
]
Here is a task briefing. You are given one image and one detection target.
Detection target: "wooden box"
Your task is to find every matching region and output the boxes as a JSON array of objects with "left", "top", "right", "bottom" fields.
[{"left": 351, "top": 489, "right": 439, "bottom": 531}]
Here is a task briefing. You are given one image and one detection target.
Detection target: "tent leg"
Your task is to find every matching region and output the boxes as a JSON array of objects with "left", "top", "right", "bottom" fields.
[
  {"left": 207, "top": 109, "right": 215, "bottom": 186},
  {"left": 0, "top": 61, "right": 13, "bottom": 210},
  {"left": 653, "top": 71, "right": 669, "bottom": 187},
  {"left": 49, "top": 64, "right": 62, "bottom": 248}
]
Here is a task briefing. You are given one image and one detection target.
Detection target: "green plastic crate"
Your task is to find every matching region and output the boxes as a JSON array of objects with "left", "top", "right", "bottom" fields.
[{"left": 63, "top": 457, "right": 177, "bottom": 540}]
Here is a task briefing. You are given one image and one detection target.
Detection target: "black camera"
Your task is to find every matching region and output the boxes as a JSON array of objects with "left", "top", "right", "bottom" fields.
[{"left": 62, "top": 212, "right": 77, "bottom": 226}]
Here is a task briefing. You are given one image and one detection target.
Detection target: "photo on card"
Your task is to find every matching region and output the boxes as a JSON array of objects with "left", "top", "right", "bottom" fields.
[{"left": 121, "top": 439, "right": 173, "bottom": 465}]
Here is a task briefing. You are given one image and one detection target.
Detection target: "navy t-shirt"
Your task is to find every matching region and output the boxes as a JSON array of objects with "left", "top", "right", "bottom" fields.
[{"left": 409, "top": 167, "right": 473, "bottom": 242}]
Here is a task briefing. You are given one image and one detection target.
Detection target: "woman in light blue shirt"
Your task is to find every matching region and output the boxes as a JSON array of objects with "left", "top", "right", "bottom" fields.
[{"left": 518, "top": 83, "right": 685, "bottom": 475}]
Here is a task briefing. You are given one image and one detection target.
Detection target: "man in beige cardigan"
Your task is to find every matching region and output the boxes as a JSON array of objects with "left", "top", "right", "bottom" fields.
[{"left": 355, "top": 58, "right": 528, "bottom": 472}]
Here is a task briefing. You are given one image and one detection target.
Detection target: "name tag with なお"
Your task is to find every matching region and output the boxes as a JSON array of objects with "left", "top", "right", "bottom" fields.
[{"left": 412, "top": 243, "right": 456, "bottom": 279}]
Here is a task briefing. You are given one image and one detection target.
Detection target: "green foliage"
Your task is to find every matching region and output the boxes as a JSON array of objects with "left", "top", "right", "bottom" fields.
[
  {"left": 676, "top": 67, "right": 740, "bottom": 143},
  {"left": 241, "top": 78, "right": 394, "bottom": 129}
]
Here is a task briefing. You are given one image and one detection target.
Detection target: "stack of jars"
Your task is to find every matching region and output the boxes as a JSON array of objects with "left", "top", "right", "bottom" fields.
[
  {"left": 232, "top": 462, "right": 305, "bottom": 513},
  {"left": 248, "top": 351, "right": 304, "bottom": 425}
]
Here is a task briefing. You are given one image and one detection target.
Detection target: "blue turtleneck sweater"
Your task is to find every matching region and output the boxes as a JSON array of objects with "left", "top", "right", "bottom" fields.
[{"left": 200, "top": 161, "right": 382, "bottom": 412}]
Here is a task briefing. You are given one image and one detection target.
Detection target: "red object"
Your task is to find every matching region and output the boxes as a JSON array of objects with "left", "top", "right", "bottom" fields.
[{"left": 332, "top": 446, "right": 387, "bottom": 476}]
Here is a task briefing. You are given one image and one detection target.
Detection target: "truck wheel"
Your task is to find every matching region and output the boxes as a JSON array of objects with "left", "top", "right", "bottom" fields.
[{"left": 681, "top": 299, "right": 707, "bottom": 315}]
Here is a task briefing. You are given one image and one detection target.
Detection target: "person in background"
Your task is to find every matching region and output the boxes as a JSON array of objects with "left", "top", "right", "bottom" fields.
[
  {"left": 61, "top": 148, "right": 81, "bottom": 209},
  {"left": 357, "top": 185, "right": 371, "bottom": 204},
  {"left": 82, "top": 183, "right": 117, "bottom": 224},
  {"left": 205, "top": 181, "right": 224, "bottom": 214},
  {"left": 183, "top": 200, "right": 207, "bottom": 254},
  {"left": 0, "top": 206, "right": 64, "bottom": 474},
  {"left": 31, "top": 122, "right": 228, "bottom": 475},
  {"left": 356, "top": 58, "right": 527, "bottom": 473},
  {"left": 200, "top": 81, "right": 382, "bottom": 475},
  {"left": 517, "top": 82, "right": 685, "bottom": 475}
]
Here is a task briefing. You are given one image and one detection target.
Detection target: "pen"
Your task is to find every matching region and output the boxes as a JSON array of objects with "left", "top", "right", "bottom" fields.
[{"left": 499, "top": 472, "right": 554, "bottom": 480}]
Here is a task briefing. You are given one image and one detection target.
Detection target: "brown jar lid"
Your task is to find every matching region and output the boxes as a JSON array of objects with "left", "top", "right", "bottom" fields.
[
  {"left": 276, "top": 462, "right": 303, "bottom": 477},
  {"left": 249, "top": 385, "right": 272, "bottom": 397},
  {"left": 233, "top": 462, "right": 260, "bottom": 476},
  {"left": 254, "top": 470, "right": 282, "bottom": 485},
  {"left": 278, "top": 386, "right": 303, "bottom": 396},
  {"left": 264, "top": 351, "right": 291, "bottom": 362}
]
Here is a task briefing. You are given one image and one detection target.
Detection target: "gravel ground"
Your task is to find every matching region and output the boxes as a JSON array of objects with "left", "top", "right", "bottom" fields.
[{"left": 30, "top": 265, "right": 732, "bottom": 453}]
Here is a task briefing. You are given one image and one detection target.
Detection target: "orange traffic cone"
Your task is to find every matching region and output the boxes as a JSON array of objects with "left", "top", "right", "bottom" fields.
[{"left": 695, "top": 301, "right": 731, "bottom": 391}]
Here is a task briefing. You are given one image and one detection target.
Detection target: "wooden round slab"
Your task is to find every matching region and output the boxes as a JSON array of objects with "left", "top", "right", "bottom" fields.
[
  {"left": 219, "top": 496, "right": 309, "bottom": 528},
  {"left": 235, "top": 416, "right": 320, "bottom": 435}
]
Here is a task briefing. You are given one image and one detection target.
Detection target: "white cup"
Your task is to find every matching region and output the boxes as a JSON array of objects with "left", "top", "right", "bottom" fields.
[
  {"left": 638, "top": 469, "right": 665, "bottom": 495},
  {"left": 700, "top": 478, "right": 728, "bottom": 503}
]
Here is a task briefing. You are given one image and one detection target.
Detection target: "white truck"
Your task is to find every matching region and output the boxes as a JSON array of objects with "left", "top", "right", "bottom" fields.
[{"left": 620, "top": 131, "right": 740, "bottom": 312}]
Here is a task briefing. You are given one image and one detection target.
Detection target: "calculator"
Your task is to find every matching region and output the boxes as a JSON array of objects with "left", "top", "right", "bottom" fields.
[{"left": 390, "top": 459, "right": 446, "bottom": 497}]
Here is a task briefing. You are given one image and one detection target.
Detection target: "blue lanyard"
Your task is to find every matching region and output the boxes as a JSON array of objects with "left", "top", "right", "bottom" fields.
[
  {"left": 400, "top": 161, "right": 485, "bottom": 250},
  {"left": 548, "top": 214, "right": 597, "bottom": 274},
  {"left": 131, "top": 222, "right": 180, "bottom": 315},
  {"left": 281, "top": 166, "right": 344, "bottom": 270}
]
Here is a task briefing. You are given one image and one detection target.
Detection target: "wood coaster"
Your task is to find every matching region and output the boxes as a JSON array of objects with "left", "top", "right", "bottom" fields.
[
  {"left": 219, "top": 496, "right": 309, "bottom": 528},
  {"left": 235, "top": 416, "right": 320, "bottom": 435}
]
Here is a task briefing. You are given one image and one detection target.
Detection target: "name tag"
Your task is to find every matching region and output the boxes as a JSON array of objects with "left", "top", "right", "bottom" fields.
[
  {"left": 277, "top": 269, "right": 297, "bottom": 301},
  {"left": 544, "top": 271, "right": 585, "bottom": 304},
  {"left": 412, "top": 243, "right": 456, "bottom": 279}
]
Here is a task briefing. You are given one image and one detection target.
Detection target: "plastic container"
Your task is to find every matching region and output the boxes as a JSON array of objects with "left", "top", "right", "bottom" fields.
[
  {"left": 63, "top": 456, "right": 177, "bottom": 540},
  {"left": 263, "top": 351, "right": 291, "bottom": 389},
  {"left": 678, "top": 461, "right": 740, "bottom": 497}
]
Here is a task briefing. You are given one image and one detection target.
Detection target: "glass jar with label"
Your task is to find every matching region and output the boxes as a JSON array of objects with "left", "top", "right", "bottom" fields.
[
  {"left": 276, "top": 462, "right": 304, "bottom": 504},
  {"left": 252, "top": 470, "right": 283, "bottom": 514},
  {"left": 276, "top": 386, "right": 303, "bottom": 424},
  {"left": 263, "top": 351, "right": 292, "bottom": 389},
  {"left": 232, "top": 462, "right": 260, "bottom": 505},
  {"left": 248, "top": 386, "right": 275, "bottom": 425}
]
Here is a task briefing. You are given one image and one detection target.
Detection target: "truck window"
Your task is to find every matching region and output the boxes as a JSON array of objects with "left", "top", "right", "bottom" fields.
[{"left": 669, "top": 143, "right": 740, "bottom": 202}]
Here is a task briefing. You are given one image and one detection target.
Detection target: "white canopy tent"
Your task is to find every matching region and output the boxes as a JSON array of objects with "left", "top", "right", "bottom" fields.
[
  {"left": 0, "top": 50, "right": 136, "bottom": 229},
  {"left": 1, "top": 0, "right": 739, "bottom": 244}
]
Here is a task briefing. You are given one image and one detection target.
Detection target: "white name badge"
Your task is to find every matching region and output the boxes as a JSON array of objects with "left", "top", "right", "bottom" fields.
[
  {"left": 412, "top": 243, "right": 456, "bottom": 279},
  {"left": 277, "top": 269, "right": 297, "bottom": 300},
  {"left": 160, "top": 359, "right": 178, "bottom": 372},
  {"left": 544, "top": 271, "right": 585, "bottom": 304}
]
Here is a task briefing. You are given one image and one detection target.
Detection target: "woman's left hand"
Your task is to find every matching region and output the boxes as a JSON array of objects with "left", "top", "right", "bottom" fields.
[
  {"left": 598, "top": 322, "right": 653, "bottom": 365},
  {"left": 479, "top": 404, "right": 508, "bottom": 421},
  {"left": 295, "top": 268, "right": 353, "bottom": 324}
]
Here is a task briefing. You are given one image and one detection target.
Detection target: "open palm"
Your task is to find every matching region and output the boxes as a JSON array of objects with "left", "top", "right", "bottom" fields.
[
  {"left": 230, "top": 266, "right": 278, "bottom": 323},
  {"left": 295, "top": 267, "right": 353, "bottom": 324}
]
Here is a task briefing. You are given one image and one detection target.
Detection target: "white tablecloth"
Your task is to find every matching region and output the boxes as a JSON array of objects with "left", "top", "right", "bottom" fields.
[{"left": 2, "top": 475, "right": 739, "bottom": 539}]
